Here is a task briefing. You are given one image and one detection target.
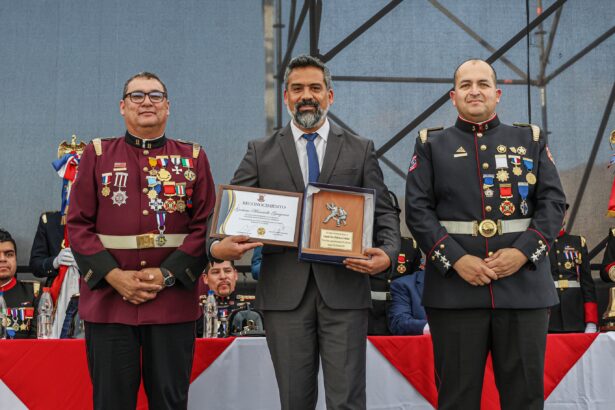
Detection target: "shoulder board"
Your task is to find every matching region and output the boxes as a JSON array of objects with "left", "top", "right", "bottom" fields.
[
  {"left": 21, "top": 280, "right": 41, "bottom": 297},
  {"left": 92, "top": 138, "right": 103, "bottom": 156},
  {"left": 581, "top": 236, "right": 586, "bottom": 247},
  {"left": 176, "top": 139, "right": 202, "bottom": 159},
  {"left": 513, "top": 123, "right": 541, "bottom": 142},
  {"left": 418, "top": 126, "right": 444, "bottom": 143}
]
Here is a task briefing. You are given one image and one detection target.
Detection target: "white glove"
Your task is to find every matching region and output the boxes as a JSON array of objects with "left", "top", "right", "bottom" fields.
[
  {"left": 53, "top": 248, "right": 75, "bottom": 269},
  {"left": 584, "top": 323, "right": 598, "bottom": 333},
  {"left": 423, "top": 323, "right": 431, "bottom": 335}
]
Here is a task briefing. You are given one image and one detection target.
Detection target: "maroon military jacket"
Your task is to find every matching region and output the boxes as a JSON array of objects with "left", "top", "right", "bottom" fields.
[{"left": 68, "top": 132, "right": 215, "bottom": 325}]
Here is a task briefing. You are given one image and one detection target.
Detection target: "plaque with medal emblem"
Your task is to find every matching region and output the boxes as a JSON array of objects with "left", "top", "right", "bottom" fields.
[
  {"left": 210, "top": 185, "right": 303, "bottom": 247},
  {"left": 299, "top": 182, "right": 375, "bottom": 264}
]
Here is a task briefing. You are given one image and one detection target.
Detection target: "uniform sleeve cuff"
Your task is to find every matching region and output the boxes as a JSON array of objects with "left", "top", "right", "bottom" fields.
[
  {"left": 427, "top": 235, "right": 466, "bottom": 276},
  {"left": 584, "top": 302, "right": 599, "bottom": 324},
  {"left": 73, "top": 250, "right": 118, "bottom": 290},
  {"left": 512, "top": 229, "right": 549, "bottom": 266},
  {"left": 161, "top": 249, "right": 208, "bottom": 289}
]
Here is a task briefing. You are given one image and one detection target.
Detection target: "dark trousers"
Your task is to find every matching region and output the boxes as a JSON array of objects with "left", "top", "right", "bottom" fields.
[
  {"left": 263, "top": 274, "right": 368, "bottom": 410},
  {"left": 426, "top": 308, "right": 549, "bottom": 410},
  {"left": 85, "top": 321, "right": 196, "bottom": 410}
]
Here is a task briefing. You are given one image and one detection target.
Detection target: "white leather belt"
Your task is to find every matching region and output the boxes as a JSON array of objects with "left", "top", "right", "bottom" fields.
[
  {"left": 97, "top": 233, "right": 187, "bottom": 249},
  {"left": 554, "top": 280, "right": 580, "bottom": 289},
  {"left": 440, "top": 218, "right": 531, "bottom": 238},
  {"left": 370, "top": 291, "right": 391, "bottom": 301}
]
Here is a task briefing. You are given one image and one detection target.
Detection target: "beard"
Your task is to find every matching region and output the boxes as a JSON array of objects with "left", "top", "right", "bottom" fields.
[{"left": 287, "top": 99, "right": 329, "bottom": 129}]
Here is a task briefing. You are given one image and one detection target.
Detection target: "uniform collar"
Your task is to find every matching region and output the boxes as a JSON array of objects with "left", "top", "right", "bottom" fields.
[
  {"left": 0, "top": 277, "right": 17, "bottom": 293},
  {"left": 455, "top": 114, "right": 500, "bottom": 133},
  {"left": 124, "top": 131, "right": 166, "bottom": 149}
]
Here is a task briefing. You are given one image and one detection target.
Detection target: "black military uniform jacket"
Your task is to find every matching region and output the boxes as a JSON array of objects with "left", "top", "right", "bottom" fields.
[
  {"left": 549, "top": 231, "right": 597, "bottom": 332},
  {"left": 29, "top": 211, "right": 64, "bottom": 287},
  {"left": 2, "top": 278, "right": 39, "bottom": 339},
  {"left": 406, "top": 115, "right": 566, "bottom": 309}
]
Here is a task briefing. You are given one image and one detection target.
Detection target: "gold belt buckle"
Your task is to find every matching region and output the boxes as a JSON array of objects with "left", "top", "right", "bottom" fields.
[
  {"left": 136, "top": 233, "right": 155, "bottom": 249},
  {"left": 478, "top": 219, "right": 498, "bottom": 238},
  {"left": 558, "top": 279, "right": 569, "bottom": 289}
]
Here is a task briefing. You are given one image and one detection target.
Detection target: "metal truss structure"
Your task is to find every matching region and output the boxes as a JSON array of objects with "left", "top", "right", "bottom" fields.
[{"left": 271, "top": 0, "right": 614, "bottom": 268}]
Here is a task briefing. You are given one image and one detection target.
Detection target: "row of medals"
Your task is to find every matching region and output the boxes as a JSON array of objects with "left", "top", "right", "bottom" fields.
[
  {"left": 2, "top": 308, "right": 33, "bottom": 331},
  {"left": 484, "top": 144, "right": 535, "bottom": 217},
  {"left": 561, "top": 247, "right": 581, "bottom": 271},
  {"left": 143, "top": 162, "right": 196, "bottom": 214}
]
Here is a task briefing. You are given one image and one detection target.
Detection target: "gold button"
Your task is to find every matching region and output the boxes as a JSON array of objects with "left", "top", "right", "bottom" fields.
[
  {"left": 485, "top": 205, "right": 492, "bottom": 212},
  {"left": 142, "top": 188, "right": 148, "bottom": 194},
  {"left": 556, "top": 250, "right": 560, "bottom": 254},
  {"left": 554, "top": 239, "right": 558, "bottom": 243},
  {"left": 480, "top": 144, "right": 487, "bottom": 151},
  {"left": 477, "top": 132, "right": 483, "bottom": 138},
  {"left": 558, "top": 262, "right": 561, "bottom": 266},
  {"left": 143, "top": 166, "right": 149, "bottom": 172},
  {"left": 143, "top": 150, "right": 149, "bottom": 155},
  {"left": 488, "top": 251, "right": 494, "bottom": 256},
  {"left": 440, "top": 244, "right": 445, "bottom": 249},
  {"left": 538, "top": 240, "right": 543, "bottom": 245},
  {"left": 559, "top": 274, "right": 563, "bottom": 278},
  {"left": 142, "top": 210, "right": 149, "bottom": 216},
  {"left": 482, "top": 163, "right": 489, "bottom": 169},
  {"left": 140, "top": 260, "right": 147, "bottom": 267},
  {"left": 431, "top": 256, "right": 436, "bottom": 261}
]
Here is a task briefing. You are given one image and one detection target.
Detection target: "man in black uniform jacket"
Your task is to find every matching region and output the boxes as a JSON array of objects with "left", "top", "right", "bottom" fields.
[
  {"left": 548, "top": 208, "right": 598, "bottom": 333},
  {"left": 29, "top": 211, "right": 75, "bottom": 287},
  {"left": 406, "top": 59, "right": 566, "bottom": 409},
  {"left": 0, "top": 229, "right": 38, "bottom": 339}
]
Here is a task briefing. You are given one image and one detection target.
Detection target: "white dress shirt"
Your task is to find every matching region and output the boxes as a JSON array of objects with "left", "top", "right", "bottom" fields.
[{"left": 290, "top": 118, "right": 330, "bottom": 187}]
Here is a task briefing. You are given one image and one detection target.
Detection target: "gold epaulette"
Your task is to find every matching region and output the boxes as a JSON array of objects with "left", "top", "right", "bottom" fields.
[
  {"left": 418, "top": 126, "right": 444, "bottom": 143},
  {"left": 21, "top": 280, "right": 41, "bottom": 298},
  {"left": 237, "top": 294, "right": 256, "bottom": 302},
  {"left": 581, "top": 236, "right": 586, "bottom": 247},
  {"left": 193, "top": 143, "right": 201, "bottom": 159},
  {"left": 513, "top": 123, "right": 541, "bottom": 142},
  {"left": 92, "top": 138, "right": 103, "bottom": 156}
]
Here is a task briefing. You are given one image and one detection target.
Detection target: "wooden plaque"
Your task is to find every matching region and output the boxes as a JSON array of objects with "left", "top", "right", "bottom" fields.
[{"left": 303, "top": 190, "right": 368, "bottom": 259}]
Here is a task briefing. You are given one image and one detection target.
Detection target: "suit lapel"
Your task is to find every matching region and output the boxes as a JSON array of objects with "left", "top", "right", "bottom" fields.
[
  {"left": 277, "top": 125, "right": 305, "bottom": 191},
  {"left": 319, "top": 122, "right": 343, "bottom": 183}
]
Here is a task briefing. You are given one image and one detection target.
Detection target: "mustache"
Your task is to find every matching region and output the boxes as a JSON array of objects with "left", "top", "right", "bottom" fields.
[{"left": 296, "top": 99, "right": 319, "bottom": 110}]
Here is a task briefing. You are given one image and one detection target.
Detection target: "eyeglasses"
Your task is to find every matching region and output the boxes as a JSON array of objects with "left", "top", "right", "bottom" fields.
[{"left": 123, "top": 91, "right": 167, "bottom": 104}]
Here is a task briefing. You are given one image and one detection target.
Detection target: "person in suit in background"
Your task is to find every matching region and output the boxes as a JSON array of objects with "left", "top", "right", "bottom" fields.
[
  {"left": 210, "top": 55, "right": 400, "bottom": 410},
  {"left": 388, "top": 270, "right": 428, "bottom": 335}
]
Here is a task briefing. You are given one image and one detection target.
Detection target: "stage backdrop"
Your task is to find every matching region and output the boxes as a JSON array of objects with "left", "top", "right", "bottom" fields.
[{"left": 0, "top": 1, "right": 613, "bottom": 266}]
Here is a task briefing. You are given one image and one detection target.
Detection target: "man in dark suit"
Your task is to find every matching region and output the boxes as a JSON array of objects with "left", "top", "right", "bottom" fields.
[
  {"left": 211, "top": 55, "right": 400, "bottom": 410},
  {"left": 406, "top": 59, "right": 566, "bottom": 409},
  {"left": 388, "top": 270, "right": 428, "bottom": 335}
]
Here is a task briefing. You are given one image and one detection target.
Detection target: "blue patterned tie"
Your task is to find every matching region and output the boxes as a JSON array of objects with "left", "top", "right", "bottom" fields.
[{"left": 302, "top": 133, "right": 320, "bottom": 183}]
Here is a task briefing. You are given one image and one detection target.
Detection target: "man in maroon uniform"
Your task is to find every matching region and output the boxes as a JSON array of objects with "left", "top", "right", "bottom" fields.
[{"left": 68, "top": 72, "right": 215, "bottom": 409}]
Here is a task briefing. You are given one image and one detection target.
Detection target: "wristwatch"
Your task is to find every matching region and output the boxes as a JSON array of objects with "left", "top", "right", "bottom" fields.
[{"left": 161, "top": 267, "right": 176, "bottom": 287}]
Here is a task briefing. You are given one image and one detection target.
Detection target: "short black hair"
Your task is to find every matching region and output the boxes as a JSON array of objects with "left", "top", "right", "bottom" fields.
[
  {"left": 284, "top": 54, "right": 333, "bottom": 90},
  {"left": 206, "top": 260, "right": 236, "bottom": 273},
  {"left": 123, "top": 71, "right": 168, "bottom": 99},
  {"left": 0, "top": 228, "right": 16, "bottom": 254},
  {"left": 453, "top": 58, "right": 498, "bottom": 86}
]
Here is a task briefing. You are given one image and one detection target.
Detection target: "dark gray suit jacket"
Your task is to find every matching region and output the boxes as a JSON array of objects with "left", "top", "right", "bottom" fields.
[{"left": 229, "top": 122, "right": 400, "bottom": 311}]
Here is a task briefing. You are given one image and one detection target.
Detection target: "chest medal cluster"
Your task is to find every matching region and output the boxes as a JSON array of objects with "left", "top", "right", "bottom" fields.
[{"left": 482, "top": 145, "right": 535, "bottom": 217}]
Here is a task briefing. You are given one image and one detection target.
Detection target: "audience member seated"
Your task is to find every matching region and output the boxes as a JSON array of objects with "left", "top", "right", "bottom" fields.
[
  {"left": 0, "top": 228, "right": 39, "bottom": 339},
  {"left": 388, "top": 270, "right": 428, "bottom": 335},
  {"left": 197, "top": 260, "right": 263, "bottom": 337},
  {"left": 368, "top": 236, "right": 421, "bottom": 335}
]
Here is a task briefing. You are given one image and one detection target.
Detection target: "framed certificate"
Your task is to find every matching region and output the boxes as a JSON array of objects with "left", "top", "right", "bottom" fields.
[
  {"left": 299, "top": 183, "right": 375, "bottom": 264},
  {"left": 209, "top": 185, "right": 303, "bottom": 247}
]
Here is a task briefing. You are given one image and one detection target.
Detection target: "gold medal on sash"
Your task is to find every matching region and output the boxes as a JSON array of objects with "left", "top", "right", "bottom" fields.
[
  {"left": 496, "top": 169, "right": 509, "bottom": 182},
  {"left": 517, "top": 146, "right": 527, "bottom": 155},
  {"left": 184, "top": 169, "right": 196, "bottom": 181},
  {"left": 564, "top": 261, "right": 573, "bottom": 269},
  {"left": 147, "top": 190, "right": 158, "bottom": 199},
  {"left": 176, "top": 199, "right": 186, "bottom": 213},
  {"left": 512, "top": 166, "right": 523, "bottom": 176},
  {"left": 497, "top": 145, "right": 507, "bottom": 153},
  {"left": 526, "top": 172, "right": 536, "bottom": 185},
  {"left": 101, "top": 186, "right": 111, "bottom": 197}
]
